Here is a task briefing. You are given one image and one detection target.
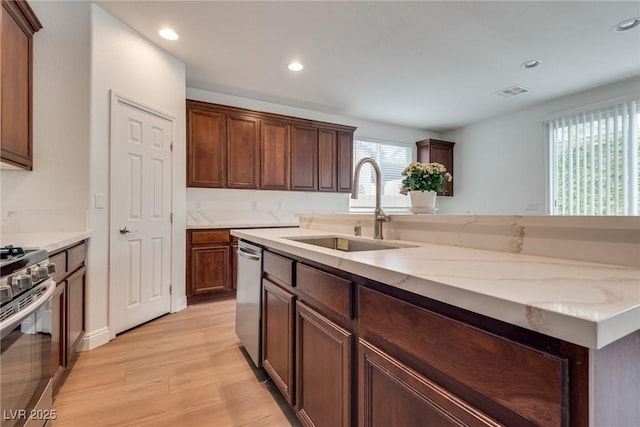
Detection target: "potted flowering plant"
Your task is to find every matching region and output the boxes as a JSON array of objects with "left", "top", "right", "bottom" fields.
[{"left": 400, "top": 162, "right": 452, "bottom": 213}]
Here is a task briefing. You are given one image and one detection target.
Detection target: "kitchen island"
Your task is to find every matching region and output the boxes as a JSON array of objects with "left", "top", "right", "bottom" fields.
[{"left": 232, "top": 214, "right": 639, "bottom": 427}]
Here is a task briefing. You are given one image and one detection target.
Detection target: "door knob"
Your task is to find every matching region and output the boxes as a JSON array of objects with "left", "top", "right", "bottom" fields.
[{"left": 120, "top": 227, "right": 132, "bottom": 234}]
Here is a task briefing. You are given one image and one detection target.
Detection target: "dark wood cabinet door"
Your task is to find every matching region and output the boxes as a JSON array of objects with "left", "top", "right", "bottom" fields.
[
  {"left": 359, "top": 339, "right": 504, "bottom": 427},
  {"left": 262, "top": 279, "right": 296, "bottom": 404},
  {"left": 359, "top": 286, "right": 568, "bottom": 427},
  {"left": 66, "top": 267, "right": 86, "bottom": 362},
  {"left": 187, "top": 106, "right": 226, "bottom": 187},
  {"left": 188, "top": 245, "right": 231, "bottom": 301},
  {"left": 291, "top": 125, "right": 318, "bottom": 191},
  {"left": 337, "top": 131, "right": 353, "bottom": 193},
  {"left": 318, "top": 129, "right": 337, "bottom": 192},
  {"left": 227, "top": 114, "right": 260, "bottom": 189},
  {"left": 51, "top": 281, "right": 66, "bottom": 390},
  {"left": 296, "top": 301, "right": 352, "bottom": 427},
  {"left": 416, "top": 139, "right": 455, "bottom": 196},
  {"left": 261, "top": 120, "right": 290, "bottom": 190},
  {"left": 0, "top": 0, "right": 41, "bottom": 170}
]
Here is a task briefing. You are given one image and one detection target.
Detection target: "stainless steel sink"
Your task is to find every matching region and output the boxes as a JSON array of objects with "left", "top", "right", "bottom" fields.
[{"left": 284, "top": 236, "right": 415, "bottom": 252}]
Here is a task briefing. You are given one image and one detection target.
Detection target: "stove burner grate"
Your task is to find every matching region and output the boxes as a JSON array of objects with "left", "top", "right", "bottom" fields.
[{"left": 0, "top": 246, "right": 26, "bottom": 260}]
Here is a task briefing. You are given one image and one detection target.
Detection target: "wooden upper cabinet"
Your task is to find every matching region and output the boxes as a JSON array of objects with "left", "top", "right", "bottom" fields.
[
  {"left": 337, "top": 131, "right": 354, "bottom": 193},
  {"left": 185, "top": 100, "right": 356, "bottom": 192},
  {"left": 226, "top": 114, "right": 260, "bottom": 189},
  {"left": 187, "top": 107, "right": 226, "bottom": 187},
  {"left": 261, "top": 119, "right": 290, "bottom": 190},
  {"left": 318, "top": 128, "right": 337, "bottom": 192},
  {"left": 1, "top": 0, "right": 42, "bottom": 170},
  {"left": 416, "top": 138, "right": 455, "bottom": 196},
  {"left": 291, "top": 125, "right": 318, "bottom": 191}
]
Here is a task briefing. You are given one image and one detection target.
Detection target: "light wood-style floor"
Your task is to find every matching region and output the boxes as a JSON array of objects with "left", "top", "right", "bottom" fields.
[{"left": 52, "top": 299, "right": 297, "bottom": 427}]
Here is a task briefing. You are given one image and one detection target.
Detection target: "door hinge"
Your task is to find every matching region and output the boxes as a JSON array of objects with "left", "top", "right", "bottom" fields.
[
  {"left": 170, "top": 142, "right": 173, "bottom": 151},
  {"left": 169, "top": 284, "right": 172, "bottom": 294},
  {"left": 170, "top": 212, "right": 173, "bottom": 223}
]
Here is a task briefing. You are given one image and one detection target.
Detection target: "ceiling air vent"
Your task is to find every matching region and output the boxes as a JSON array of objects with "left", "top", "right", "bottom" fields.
[{"left": 494, "top": 85, "right": 530, "bottom": 98}]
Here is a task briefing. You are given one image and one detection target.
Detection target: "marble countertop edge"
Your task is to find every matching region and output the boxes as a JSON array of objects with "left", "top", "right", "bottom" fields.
[
  {"left": 1, "top": 231, "right": 92, "bottom": 254},
  {"left": 230, "top": 227, "right": 640, "bottom": 350}
]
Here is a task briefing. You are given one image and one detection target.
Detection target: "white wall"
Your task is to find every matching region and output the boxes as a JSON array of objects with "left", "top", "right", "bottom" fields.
[
  {"left": 88, "top": 4, "right": 186, "bottom": 346},
  {"left": 186, "top": 87, "right": 439, "bottom": 210},
  {"left": 187, "top": 87, "right": 438, "bottom": 144},
  {"left": 1, "top": 1, "right": 90, "bottom": 232},
  {"left": 438, "top": 77, "right": 640, "bottom": 215}
]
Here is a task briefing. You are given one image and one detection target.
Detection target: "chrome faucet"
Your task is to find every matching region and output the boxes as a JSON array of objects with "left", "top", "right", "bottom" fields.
[{"left": 351, "top": 157, "right": 390, "bottom": 240}]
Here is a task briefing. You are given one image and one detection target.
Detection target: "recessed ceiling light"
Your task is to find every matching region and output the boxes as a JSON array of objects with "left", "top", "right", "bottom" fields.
[
  {"left": 521, "top": 59, "right": 542, "bottom": 69},
  {"left": 159, "top": 28, "right": 179, "bottom": 41},
  {"left": 287, "top": 62, "right": 303, "bottom": 72},
  {"left": 614, "top": 17, "right": 640, "bottom": 32}
]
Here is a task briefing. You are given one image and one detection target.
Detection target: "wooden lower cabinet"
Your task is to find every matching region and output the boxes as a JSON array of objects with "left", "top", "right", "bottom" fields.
[
  {"left": 258, "top": 248, "right": 586, "bottom": 427},
  {"left": 296, "top": 301, "right": 352, "bottom": 427},
  {"left": 186, "top": 229, "right": 236, "bottom": 303},
  {"left": 358, "top": 286, "right": 569, "bottom": 427},
  {"left": 49, "top": 241, "right": 87, "bottom": 393},
  {"left": 66, "top": 267, "right": 86, "bottom": 360},
  {"left": 359, "top": 339, "right": 503, "bottom": 427},
  {"left": 50, "top": 282, "right": 66, "bottom": 385},
  {"left": 262, "top": 279, "right": 296, "bottom": 404},
  {"left": 189, "top": 245, "right": 230, "bottom": 298}
]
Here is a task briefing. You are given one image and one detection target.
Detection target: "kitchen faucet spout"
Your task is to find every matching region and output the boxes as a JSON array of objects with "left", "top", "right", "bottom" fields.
[{"left": 351, "top": 157, "right": 390, "bottom": 240}]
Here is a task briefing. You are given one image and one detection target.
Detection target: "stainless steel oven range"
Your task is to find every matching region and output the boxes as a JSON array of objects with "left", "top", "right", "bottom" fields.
[{"left": 0, "top": 246, "right": 57, "bottom": 427}]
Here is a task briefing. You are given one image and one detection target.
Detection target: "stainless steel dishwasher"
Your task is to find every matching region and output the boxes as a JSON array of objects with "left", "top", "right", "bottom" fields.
[{"left": 235, "top": 240, "right": 263, "bottom": 367}]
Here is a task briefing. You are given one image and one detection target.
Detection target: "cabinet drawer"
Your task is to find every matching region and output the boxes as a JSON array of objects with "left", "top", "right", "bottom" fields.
[
  {"left": 50, "top": 251, "right": 67, "bottom": 283},
  {"left": 263, "top": 251, "right": 293, "bottom": 286},
  {"left": 67, "top": 243, "right": 86, "bottom": 273},
  {"left": 297, "top": 264, "right": 352, "bottom": 319},
  {"left": 191, "top": 230, "right": 230, "bottom": 245},
  {"left": 358, "top": 286, "right": 568, "bottom": 427}
]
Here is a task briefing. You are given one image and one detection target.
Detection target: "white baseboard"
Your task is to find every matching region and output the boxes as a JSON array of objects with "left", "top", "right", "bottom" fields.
[
  {"left": 173, "top": 295, "right": 187, "bottom": 313},
  {"left": 79, "top": 326, "right": 110, "bottom": 351}
]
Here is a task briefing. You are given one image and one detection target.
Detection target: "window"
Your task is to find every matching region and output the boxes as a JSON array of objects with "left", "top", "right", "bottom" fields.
[
  {"left": 350, "top": 139, "right": 414, "bottom": 211},
  {"left": 547, "top": 100, "right": 639, "bottom": 215}
]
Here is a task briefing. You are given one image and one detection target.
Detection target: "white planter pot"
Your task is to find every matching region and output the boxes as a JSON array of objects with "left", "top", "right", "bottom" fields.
[{"left": 409, "top": 190, "right": 437, "bottom": 214}]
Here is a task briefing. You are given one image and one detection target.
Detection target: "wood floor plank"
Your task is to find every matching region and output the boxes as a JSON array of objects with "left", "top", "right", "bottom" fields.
[{"left": 52, "top": 299, "right": 297, "bottom": 427}]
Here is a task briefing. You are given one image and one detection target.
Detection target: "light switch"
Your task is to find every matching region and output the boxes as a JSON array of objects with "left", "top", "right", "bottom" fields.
[{"left": 95, "top": 193, "right": 105, "bottom": 209}]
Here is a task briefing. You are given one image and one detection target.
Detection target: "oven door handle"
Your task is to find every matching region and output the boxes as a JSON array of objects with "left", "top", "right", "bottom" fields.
[{"left": 0, "top": 279, "right": 56, "bottom": 339}]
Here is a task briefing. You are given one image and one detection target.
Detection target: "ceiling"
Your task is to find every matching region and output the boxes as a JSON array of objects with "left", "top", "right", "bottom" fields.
[{"left": 97, "top": 1, "right": 640, "bottom": 132}]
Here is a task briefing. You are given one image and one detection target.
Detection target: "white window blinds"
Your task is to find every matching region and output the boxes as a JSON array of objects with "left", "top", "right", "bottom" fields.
[
  {"left": 350, "top": 139, "right": 413, "bottom": 210},
  {"left": 547, "top": 100, "right": 639, "bottom": 215}
]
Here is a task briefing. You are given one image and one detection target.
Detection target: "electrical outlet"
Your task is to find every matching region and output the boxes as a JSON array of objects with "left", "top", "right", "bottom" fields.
[
  {"left": 525, "top": 203, "right": 539, "bottom": 212},
  {"left": 252, "top": 201, "right": 257, "bottom": 210}
]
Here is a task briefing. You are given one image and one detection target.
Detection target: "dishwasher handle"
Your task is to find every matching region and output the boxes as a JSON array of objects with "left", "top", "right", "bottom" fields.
[{"left": 237, "top": 248, "right": 261, "bottom": 261}]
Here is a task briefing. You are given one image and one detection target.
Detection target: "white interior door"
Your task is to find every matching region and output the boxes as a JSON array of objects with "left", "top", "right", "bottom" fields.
[{"left": 110, "top": 93, "right": 173, "bottom": 335}]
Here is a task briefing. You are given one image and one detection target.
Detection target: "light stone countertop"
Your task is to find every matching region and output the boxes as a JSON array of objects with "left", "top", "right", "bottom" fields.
[
  {"left": 1, "top": 231, "right": 91, "bottom": 253},
  {"left": 187, "top": 211, "right": 299, "bottom": 229},
  {"left": 231, "top": 227, "right": 640, "bottom": 350}
]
